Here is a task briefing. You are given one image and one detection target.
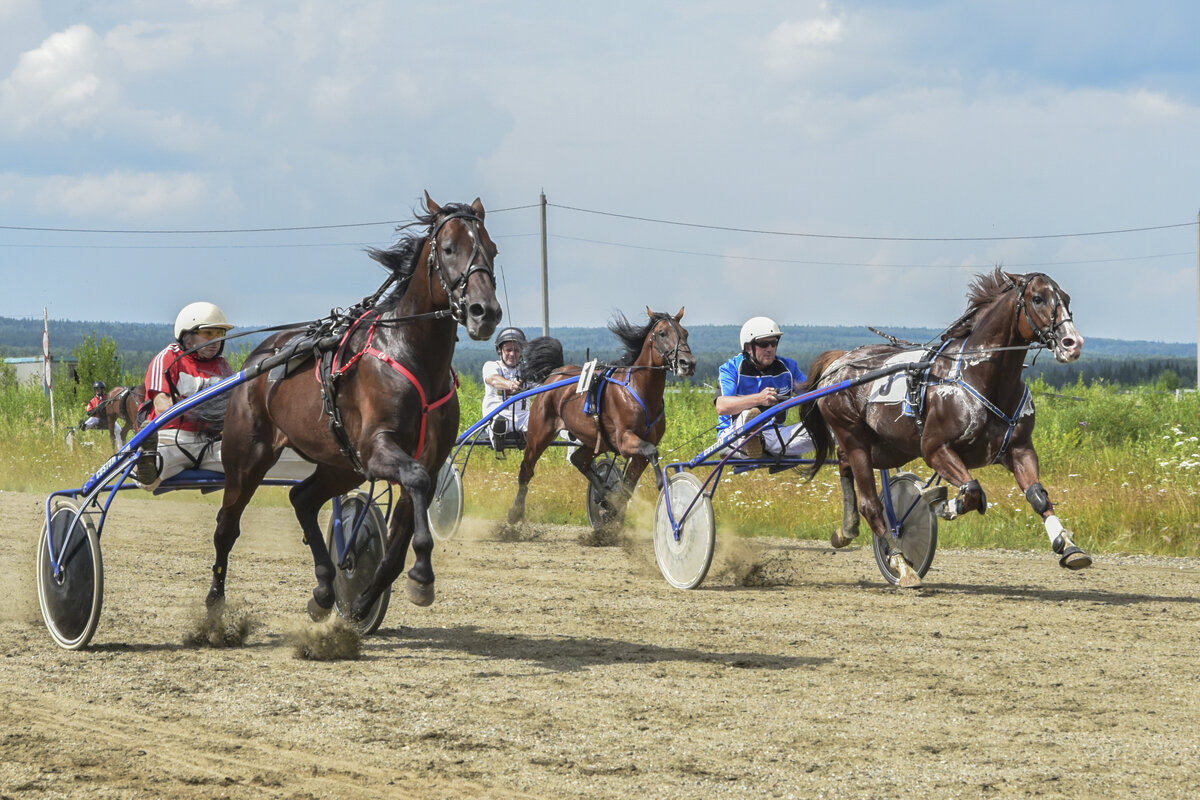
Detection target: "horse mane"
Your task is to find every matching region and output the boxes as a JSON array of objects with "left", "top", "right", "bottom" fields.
[
  {"left": 366, "top": 200, "right": 482, "bottom": 311},
  {"left": 522, "top": 336, "right": 566, "bottom": 384},
  {"left": 609, "top": 311, "right": 670, "bottom": 367},
  {"left": 941, "top": 266, "right": 1020, "bottom": 341}
]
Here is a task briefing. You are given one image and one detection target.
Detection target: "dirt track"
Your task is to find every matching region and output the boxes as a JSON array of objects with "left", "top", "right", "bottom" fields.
[{"left": 3, "top": 488, "right": 1200, "bottom": 799}]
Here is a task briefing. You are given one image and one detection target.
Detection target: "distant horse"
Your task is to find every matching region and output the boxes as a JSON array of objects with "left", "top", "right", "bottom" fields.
[
  {"left": 79, "top": 385, "right": 145, "bottom": 450},
  {"left": 800, "top": 268, "right": 1087, "bottom": 587},
  {"left": 507, "top": 308, "right": 696, "bottom": 527},
  {"left": 212, "top": 193, "right": 502, "bottom": 620}
]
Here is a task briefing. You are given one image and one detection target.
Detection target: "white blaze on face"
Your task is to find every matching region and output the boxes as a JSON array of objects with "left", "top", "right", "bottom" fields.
[{"left": 1053, "top": 318, "right": 1084, "bottom": 363}]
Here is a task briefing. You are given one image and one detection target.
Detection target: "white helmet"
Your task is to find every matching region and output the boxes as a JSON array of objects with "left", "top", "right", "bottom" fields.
[
  {"left": 174, "top": 301, "right": 235, "bottom": 341},
  {"left": 739, "top": 316, "right": 783, "bottom": 349}
]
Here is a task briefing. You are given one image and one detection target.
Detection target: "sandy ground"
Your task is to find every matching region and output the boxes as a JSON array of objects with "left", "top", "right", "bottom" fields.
[{"left": 3, "top": 488, "right": 1200, "bottom": 799}]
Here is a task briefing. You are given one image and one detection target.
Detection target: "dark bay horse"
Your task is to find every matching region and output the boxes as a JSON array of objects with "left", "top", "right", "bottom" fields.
[
  {"left": 800, "top": 269, "right": 1087, "bottom": 587},
  {"left": 212, "top": 193, "right": 501, "bottom": 620},
  {"left": 507, "top": 308, "right": 696, "bottom": 527}
]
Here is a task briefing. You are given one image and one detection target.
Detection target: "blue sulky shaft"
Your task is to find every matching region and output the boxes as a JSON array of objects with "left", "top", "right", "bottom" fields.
[
  {"left": 662, "top": 360, "right": 933, "bottom": 537},
  {"left": 46, "top": 339, "right": 331, "bottom": 574}
]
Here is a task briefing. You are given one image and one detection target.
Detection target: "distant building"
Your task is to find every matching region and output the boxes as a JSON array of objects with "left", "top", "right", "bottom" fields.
[{"left": 2, "top": 356, "right": 80, "bottom": 390}]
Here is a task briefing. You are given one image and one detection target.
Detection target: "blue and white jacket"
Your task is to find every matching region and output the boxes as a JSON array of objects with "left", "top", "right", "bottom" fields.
[{"left": 716, "top": 353, "right": 807, "bottom": 435}]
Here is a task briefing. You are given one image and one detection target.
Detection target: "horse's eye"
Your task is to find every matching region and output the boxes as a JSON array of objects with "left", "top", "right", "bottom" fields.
[{"left": 1032, "top": 294, "right": 1046, "bottom": 306}]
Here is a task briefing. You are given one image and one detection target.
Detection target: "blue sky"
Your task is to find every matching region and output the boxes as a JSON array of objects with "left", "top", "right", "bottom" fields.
[{"left": 1, "top": 1, "right": 1197, "bottom": 344}]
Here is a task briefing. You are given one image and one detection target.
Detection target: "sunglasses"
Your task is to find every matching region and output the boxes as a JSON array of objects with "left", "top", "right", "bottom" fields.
[{"left": 754, "top": 338, "right": 780, "bottom": 349}]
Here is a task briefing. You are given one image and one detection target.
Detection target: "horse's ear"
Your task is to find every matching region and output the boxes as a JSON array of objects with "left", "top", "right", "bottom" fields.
[
  {"left": 424, "top": 190, "right": 441, "bottom": 216},
  {"left": 1003, "top": 270, "right": 1023, "bottom": 287},
  {"left": 471, "top": 197, "right": 485, "bottom": 220},
  {"left": 645, "top": 306, "right": 654, "bottom": 319},
  {"left": 674, "top": 307, "right": 685, "bottom": 321}
]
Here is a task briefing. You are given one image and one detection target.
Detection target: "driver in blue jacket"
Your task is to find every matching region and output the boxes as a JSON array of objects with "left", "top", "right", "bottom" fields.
[{"left": 715, "top": 316, "right": 813, "bottom": 458}]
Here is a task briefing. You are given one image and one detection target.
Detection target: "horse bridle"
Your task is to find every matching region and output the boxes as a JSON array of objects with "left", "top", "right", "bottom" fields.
[
  {"left": 427, "top": 211, "right": 497, "bottom": 325},
  {"left": 650, "top": 316, "right": 690, "bottom": 372},
  {"left": 1006, "top": 273, "right": 1073, "bottom": 351}
]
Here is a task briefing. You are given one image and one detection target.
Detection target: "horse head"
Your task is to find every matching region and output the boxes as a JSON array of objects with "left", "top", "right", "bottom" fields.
[
  {"left": 1007, "top": 272, "right": 1083, "bottom": 363},
  {"left": 646, "top": 306, "right": 696, "bottom": 378},
  {"left": 425, "top": 191, "right": 503, "bottom": 341}
]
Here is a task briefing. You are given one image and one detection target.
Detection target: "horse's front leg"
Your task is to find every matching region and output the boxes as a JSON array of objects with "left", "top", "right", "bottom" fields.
[
  {"left": 923, "top": 443, "right": 987, "bottom": 520},
  {"left": 350, "top": 433, "right": 445, "bottom": 616},
  {"left": 1005, "top": 445, "right": 1092, "bottom": 570}
]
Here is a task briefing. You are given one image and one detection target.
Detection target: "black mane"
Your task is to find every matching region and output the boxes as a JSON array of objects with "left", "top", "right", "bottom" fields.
[
  {"left": 365, "top": 201, "right": 482, "bottom": 311},
  {"left": 522, "top": 336, "right": 566, "bottom": 384},
  {"left": 941, "top": 267, "right": 1020, "bottom": 341},
  {"left": 609, "top": 311, "right": 670, "bottom": 367}
]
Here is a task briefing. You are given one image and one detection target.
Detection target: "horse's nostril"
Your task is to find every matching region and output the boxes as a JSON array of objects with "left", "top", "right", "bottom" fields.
[
  {"left": 468, "top": 303, "right": 485, "bottom": 319},
  {"left": 1061, "top": 337, "right": 1076, "bottom": 350}
]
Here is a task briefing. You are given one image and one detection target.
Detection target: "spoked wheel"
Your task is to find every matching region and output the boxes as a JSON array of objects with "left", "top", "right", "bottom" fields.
[
  {"left": 653, "top": 472, "right": 716, "bottom": 590},
  {"left": 325, "top": 491, "right": 391, "bottom": 635},
  {"left": 873, "top": 471, "right": 938, "bottom": 586},
  {"left": 427, "top": 460, "right": 464, "bottom": 542},
  {"left": 585, "top": 454, "right": 625, "bottom": 530},
  {"left": 37, "top": 496, "right": 104, "bottom": 650}
]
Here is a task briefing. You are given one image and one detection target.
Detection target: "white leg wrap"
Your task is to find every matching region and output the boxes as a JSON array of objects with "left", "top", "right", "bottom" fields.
[{"left": 1044, "top": 514, "right": 1064, "bottom": 544}]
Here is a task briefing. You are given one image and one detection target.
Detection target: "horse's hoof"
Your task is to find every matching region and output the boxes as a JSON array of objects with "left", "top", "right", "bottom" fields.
[
  {"left": 898, "top": 572, "right": 923, "bottom": 589},
  {"left": 1059, "top": 547, "right": 1092, "bottom": 570},
  {"left": 205, "top": 589, "right": 225, "bottom": 610},
  {"left": 406, "top": 576, "right": 435, "bottom": 607},
  {"left": 831, "top": 528, "right": 856, "bottom": 549},
  {"left": 307, "top": 596, "right": 333, "bottom": 621}
]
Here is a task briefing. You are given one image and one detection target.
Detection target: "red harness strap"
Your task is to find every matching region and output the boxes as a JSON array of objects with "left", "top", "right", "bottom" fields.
[{"left": 325, "top": 310, "right": 459, "bottom": 459}]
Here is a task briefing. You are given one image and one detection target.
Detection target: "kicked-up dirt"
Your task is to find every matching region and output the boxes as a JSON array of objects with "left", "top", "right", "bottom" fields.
[{"left": 3, "top": 488, "right": 1200, "bottom": 799}]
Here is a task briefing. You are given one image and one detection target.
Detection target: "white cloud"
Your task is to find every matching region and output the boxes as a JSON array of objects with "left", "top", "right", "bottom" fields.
[
  {"left": 0, "top": 24, "right": 112, "bottom": 132},
  {"left": 764, "top": 5, "right": 845, "bottom": 72},
  {"left": 31, "top": 171, "right": 214, "bottom": 219}
]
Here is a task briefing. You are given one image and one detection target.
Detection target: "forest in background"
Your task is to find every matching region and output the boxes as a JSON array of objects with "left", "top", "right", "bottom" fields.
[{"left": 1, "top": 315, "right": 1195, "bottom": 389}]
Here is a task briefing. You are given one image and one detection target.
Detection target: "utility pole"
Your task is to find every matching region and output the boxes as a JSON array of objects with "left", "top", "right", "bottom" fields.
[
  {"left": 540, "top": 191, "right": 550, "bottom": 337},
  {"left": 1196, "top": 208, "right": 1199, "bottom": 390}
]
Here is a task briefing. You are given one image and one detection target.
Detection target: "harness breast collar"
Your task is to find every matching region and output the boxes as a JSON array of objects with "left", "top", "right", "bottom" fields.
[
  {"left": 583, "top": 368, "right": 663, "bottom": 436},
  {"left": 321, "top": 308, "right": 459, "bottom": 471},
  {"left": 907, "top": 340, "right": 1031, "bottom": 463}
]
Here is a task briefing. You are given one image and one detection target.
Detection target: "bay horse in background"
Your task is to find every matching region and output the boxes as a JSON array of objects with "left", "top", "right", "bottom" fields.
[
  {"left": 507, "top": 308, "right": 696, "bottom": 528},
  {"left": 80, "top": 385, "right": 145, "bottom": 450},
  {"left": 212, "top": 192, "right": 501, "bottom": 620},
  {"left": 799, "top": 268, "right": 1088, "bottom": 588}
]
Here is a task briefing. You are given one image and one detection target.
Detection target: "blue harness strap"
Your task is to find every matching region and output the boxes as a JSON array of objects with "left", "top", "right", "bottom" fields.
[
  {"left": 582, "top": 368, "right": 663, "bottom": 436},
  {"left": 917, "top": 345, "right": 1032, "bottom": 463}
]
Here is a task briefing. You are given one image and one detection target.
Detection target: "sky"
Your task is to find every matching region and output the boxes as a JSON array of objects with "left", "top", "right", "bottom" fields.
[{"left": 1, "top": 0, "right": 1197, "bottom": 344}]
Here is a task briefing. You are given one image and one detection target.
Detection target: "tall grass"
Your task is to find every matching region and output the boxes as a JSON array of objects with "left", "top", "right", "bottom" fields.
[{"left": 3, "top": 373, "right": 1198, "bottom": 557}]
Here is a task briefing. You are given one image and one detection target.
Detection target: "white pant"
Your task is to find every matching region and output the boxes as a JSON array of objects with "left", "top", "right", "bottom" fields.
[
  {"left": 140, "top": 428, "right": 223, "bottom": 490},
  {"left": 140, "top": 430, "right": 316, "bottom": 490},
  {"left": 720, "top": 410, "right": 814, "bottom": 458}
]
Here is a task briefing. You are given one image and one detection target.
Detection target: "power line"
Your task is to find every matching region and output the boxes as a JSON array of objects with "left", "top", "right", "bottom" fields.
[{"left": 549, "top": 202, "right": 1198, "bottom": 242}]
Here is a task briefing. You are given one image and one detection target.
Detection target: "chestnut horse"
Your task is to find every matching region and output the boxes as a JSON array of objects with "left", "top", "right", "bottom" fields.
[
  {"left": 212, "top": 193, "right": 501, "bottom": 620},
  {"left": 507, "top": 308, "right": 696, "bottom": 527},
  {"left": 800, "top": 269, "right": 1088, "bottom": 587},
  {"left": 81, "top": 385, "right": 145, "bottom": 450}
]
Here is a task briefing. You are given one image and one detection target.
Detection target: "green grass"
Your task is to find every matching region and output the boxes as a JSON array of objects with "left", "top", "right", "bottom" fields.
[{"left": 3, "top": 375, "right": 1198, "bottom": 557}]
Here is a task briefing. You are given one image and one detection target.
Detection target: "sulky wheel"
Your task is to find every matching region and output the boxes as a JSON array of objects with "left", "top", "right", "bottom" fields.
[
  {"left": 873, "top": 471, "right": 939, "bottom": 586},
  {"left": 325, "top": 491, "right": 391, "bottom": 635},
  {"left": 653, "top": 472, "right": 716, "bottom": 590},
  {"left": 427, "top": 460, "right": 464, "bottom": 543},
  {"left": 37, "top": 496, "right": 104, "bottom": 650},
  {"left": 585, "top": 454, "right": 625, "bottom": 530}
]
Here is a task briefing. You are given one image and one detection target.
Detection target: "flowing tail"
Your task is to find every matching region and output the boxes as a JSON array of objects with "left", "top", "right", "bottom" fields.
[
  {"left": 797, "top": 349, "right": 846, "bottom": 481},
  {"left": 521, "top": 336, "right": 566, "bottom": 385}
]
